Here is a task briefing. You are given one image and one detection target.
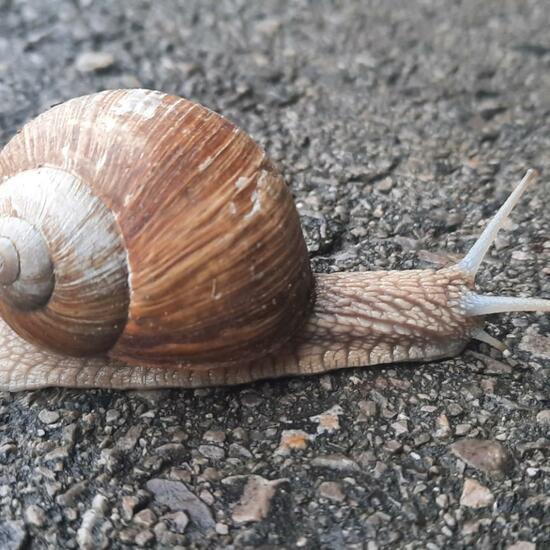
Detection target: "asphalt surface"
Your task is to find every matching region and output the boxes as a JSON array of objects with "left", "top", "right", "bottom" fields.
[{"left": 0, "top": 1, "right": 549, "bottom": 548}]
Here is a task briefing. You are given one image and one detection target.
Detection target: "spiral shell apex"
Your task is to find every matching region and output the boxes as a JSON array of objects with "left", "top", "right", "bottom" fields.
[{"left": 0, "top": 89, "right": 313, "bottom": 364}]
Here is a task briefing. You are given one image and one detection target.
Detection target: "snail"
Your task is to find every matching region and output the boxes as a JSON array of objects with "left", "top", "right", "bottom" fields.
[{"left": 0, "top": 89, "right": 548, "bottom": 391}]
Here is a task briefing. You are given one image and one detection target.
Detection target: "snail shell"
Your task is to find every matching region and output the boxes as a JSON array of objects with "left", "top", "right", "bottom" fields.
[{"left": 0, "top": 89, "right": 312, "bottom": 365}]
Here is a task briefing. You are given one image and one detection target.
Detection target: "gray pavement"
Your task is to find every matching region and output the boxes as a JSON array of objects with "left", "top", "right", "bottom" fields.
[{"left": 0, "top": 1, "right": 548, "bottom": 548}]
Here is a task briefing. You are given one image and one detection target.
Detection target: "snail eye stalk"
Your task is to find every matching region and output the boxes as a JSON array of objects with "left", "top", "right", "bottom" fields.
[{"left": 455, "top": 169, "right": 550, "bottom": 317}]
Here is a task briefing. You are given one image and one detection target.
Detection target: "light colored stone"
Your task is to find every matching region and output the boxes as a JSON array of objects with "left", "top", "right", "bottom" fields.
[
  {"left": 163, "top": 511, "right": 189, "bottom": 534},
  {"left": 520, "top": 326, "right": 550, "bottom": 359},
  {"left": 56, "top": 481, "right": 87, "bottom": 506},
  {"left": 91, "top": 494, "right": 109, "bottom": 515},
  {"left": 357, "top": 400, "right": 378, "bottom": 419},
  {"left": 318, "top": 481, "right": 345, "bottom": 502},
  {"left": 451, "top": 439, "right": 511, "bottom": 474},
  {"left": 24, "top": 505, "right": 46, "bottom": 527},
  {"left": 77, "top": 509, "right": 102, "bottom": 550},
  {"left": 133, "top": 509, "right": 156, "bottom": 527},
  {"left": 0, "top": 520, "right": 27, "bottom": 550},
  {"left": 435, "top": 414, "right": 451, "bottom": 438},
  {"left": 391, "top": 420, "right": 409, "bottom": 436},
  {"left": 507, "top": 542, "right": 536, "bottom": 550},
  {"left": 511, "top": 250, "right": 530, "bottom": 261},
  {"left": 310, "top": 405, "right": 344, "bottom": 434},
  {"left": 275, "top": 430, "right": 314, "bottom": 456},
  {"left": 215, "top": 522, "right": 229, "bottom": 535},
  {"left": 311, "top": 454, "right": 360, "bottom": 472},
  {"left": 116, "top": 427, "right": 142, "bottom": 453},
  {"left": 535, "top": 410, "right": 550, "bottom": 425},
  {"left": 105, "top": 409, "right": 119, "bottom": 423},
  {"left": 232, "top": 475, "right": 287, "bottom": 524},
  {"left": 455, "top": 423, "right": 471, "bottom": 436},
  {"left": 38, "top": 410, "right": 60, "bottom": 425},
  {"left": 198, "top": 445, "right": 225, "bottom": 461},
  {"left": 460, "top": 478, "right": 494, "bottom": 508},
  {"left": 134, "top": 529, "right": 154, "bottom": 547},
  {"left": 75, "top": 51, "right": 115, "bottom": 73},
  {"left": 121, "top": 496, "right": 139, "bottom": 521},
  {"left": 44, "top": 446, "right": 70, "bottom": 462}
]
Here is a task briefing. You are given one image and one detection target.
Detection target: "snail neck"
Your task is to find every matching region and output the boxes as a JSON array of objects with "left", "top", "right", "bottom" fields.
[
  {"left": 278, "top": 268, "right": 477, "bottom": 376},
  {"left": 164, "top": 267, "right": 479, "bottom": 387}
]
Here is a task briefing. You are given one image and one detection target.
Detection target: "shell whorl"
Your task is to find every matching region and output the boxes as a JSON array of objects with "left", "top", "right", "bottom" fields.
[{"left": 0, "top": 167, "right": 129, "bottom": 356}]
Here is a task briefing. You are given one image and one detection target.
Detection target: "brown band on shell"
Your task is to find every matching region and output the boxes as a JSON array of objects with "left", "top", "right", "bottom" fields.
[
  {"left": 0, "top": 167, "right": 129, "bottom": 356},
  {"left": 0, "top": 90, "right": 313, "bottom": 365}
]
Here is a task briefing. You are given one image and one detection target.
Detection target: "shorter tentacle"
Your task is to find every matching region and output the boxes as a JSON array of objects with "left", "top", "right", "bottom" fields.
[{"left": 470, "top": 327, "right": 507, "bottom": 352}]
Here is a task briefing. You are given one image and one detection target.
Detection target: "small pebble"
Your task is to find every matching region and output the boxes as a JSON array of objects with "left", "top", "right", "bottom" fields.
[
  {"left": 134, "top": 529, "right": 155, "bottom": 547},
  {"left": 75, "top": 51, "right": 115, "bottom": 73},
  {"left": 455, "top": 423, "right": 471, "bottom": 436},
  {"left": 507, "top": 542, "right": 536, "bottom": 550},
  {"left": 460, "top": 478, "right": 494, "bottom": 508},
  {"left": 451, "top": 439, "right": 512, "bottom": 474},
  {"left": 535, "top": 410, "right": 550, "bottom": 425},
  {"left": 435, "top": 415, "right": 451, "bottom": 438},
  {"left": 311, "top": 454, "right": 360, "bottom": 472},
  {"left": 92, "top": 494, "right": 109, "bottom": 515},
  {"left": 163, "top": 511, "right": 189, "bottom": 534},
  {"left": 310, "top": 405, "right": 344, "bottom": 434},
  {"left": 198, "top": 445, "right": 225, "bottom": 461},
  {"left": 133, "top": 509, "right": 156, "bottom": 527},
  {"left": 38, "top": 410, "right": 60, "bottom": 425},
  {"left": 232, "top": 476, "right": 287, "bottom": 524},
  {"left": 435, "top": 494, "right": 449, "bottom": 509},
  {"left": 24, "top": 505, "right": 46, "bottom": 527},
  {"left": 318, "top": 481, "right": 345, "bottom": 502},
  {"left": 105, "top": 409, "right": 120, "bottom": 423},
  {"left": 391, "top": 420, "right": 409, "bottom": 436},
  {"left": 56, "top": 481, "right": 87, "bottom": 506},
  {"left": 146, "top": 479, "right": 215, "bottom": 531},
  {"left": 202, "top": 430, "right": 226, "bottom": 444},
  {"left": 358, "top": 400, "right": 378, "bottom": 418},
  {"left": 121, "top": 496, "right": 139, "bottom": 521},
  {"left": 275, "top": 430, "right": 314, "bottom": 455},
  {"left": 215, "top": 522, "right": 229, "bottom": 535}
]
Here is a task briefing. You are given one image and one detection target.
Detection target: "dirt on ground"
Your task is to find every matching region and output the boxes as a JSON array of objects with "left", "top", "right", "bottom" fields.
[{"left": 0, "top": 1, "right": 548, "bottom": 548}]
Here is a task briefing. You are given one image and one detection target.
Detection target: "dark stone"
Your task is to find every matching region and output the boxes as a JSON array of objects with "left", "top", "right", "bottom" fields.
[{"left": 146, "top": 479, "right": 214, "bottom": 532}]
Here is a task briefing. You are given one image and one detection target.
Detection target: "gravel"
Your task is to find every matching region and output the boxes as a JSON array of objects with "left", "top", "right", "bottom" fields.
[{"left": 0, "top": 0, "right": 549, "bottom": 548}]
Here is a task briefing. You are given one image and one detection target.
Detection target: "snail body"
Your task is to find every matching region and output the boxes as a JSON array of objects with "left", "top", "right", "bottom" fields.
[{"left": 0, "top": 89, "right": 548, "bottom": 391}]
